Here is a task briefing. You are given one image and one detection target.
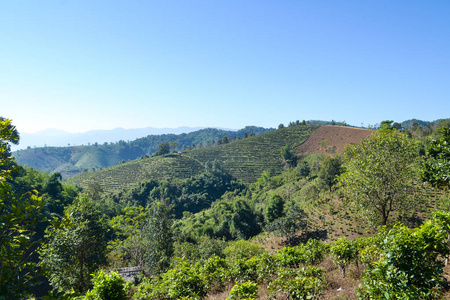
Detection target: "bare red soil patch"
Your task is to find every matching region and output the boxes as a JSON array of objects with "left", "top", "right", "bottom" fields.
[{"left": 295, "top": 125, "right": 373, "bottom": 157}]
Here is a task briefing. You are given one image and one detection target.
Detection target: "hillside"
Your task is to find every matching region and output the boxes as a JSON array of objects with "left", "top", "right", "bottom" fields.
[
  {"left": 13, "top": 126, "right": 273, "bottom": 178},
  {"left": 68, "top": 125, "right": 321, "bottom": 192},
  {"left": 295, "top": 125, "right": 373, "bottom": 156}
]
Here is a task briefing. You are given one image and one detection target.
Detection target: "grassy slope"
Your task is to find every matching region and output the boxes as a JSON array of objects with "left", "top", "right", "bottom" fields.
[{"left": 68, "top": 125, "right": 320, "bottom": 192}]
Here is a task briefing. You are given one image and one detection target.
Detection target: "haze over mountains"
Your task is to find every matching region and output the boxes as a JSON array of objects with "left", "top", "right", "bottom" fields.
[{"left": 12, "top": 126, "right": 211, "bottom": 150}]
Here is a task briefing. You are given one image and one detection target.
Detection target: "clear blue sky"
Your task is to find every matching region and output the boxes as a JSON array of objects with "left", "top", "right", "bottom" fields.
[{"left": 1, "top": 1, "right": 450, "bottom": 133}]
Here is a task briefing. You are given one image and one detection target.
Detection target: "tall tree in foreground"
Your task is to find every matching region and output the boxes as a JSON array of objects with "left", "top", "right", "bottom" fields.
[
  {"left": 0, "top": 118, "right": 46, "bottom": 298},
  {"left": 338, "top": 130, "right": 418, "bottom": 227},
  {"left": 39, "top": 194, "right": 108, "bottom": 294}
]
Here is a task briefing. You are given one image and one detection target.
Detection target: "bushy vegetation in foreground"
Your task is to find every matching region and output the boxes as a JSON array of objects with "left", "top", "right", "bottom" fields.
[{"left": 76, "top": 214, "right": 450, "bottom": 299}]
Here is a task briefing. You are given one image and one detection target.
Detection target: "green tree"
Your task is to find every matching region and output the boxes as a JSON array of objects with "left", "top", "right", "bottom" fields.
[
  {"left": 0, "top": 118, "right": 46, "bottom": 298},
  {"left": 379, "top": 120, "right": 394, "bottom": 130},
  {"left": 39, "top": 194, "right": 108, "bottom": 294},
  {"left": 298, "top": 161, "right": 311, "bottom": 177},
  {"left": 0, "top": 117, "right": 19, "bottom": 160},
  {"left": 169, "top": 141, "right": 179, "bottom": 153},
  {"left": 281, "top": 144, "right": 296, "bottom": 168},
  {"left": 329, "top": 237, "right": 355, "bottom": 278},
  {"left": 318, "top": 156, "right": 341, "bottom": 191},
  {"left": 154, "top": 141, "right": 170, "bottom": 156},
  {"left": 143, "top": 202, "right": 174, "bottom": 274},
  {"left": 265, "top": 194, "right": 284, "bottom": 223},
  {"left": 86, "top": 181, "right": 104, "bottom": 201},
  {"left": 266, "top": 202, "right": 308, "bottom": 245},
  {"left": 230, "top": 199, "right": 261, "bottom": 240},
  {"left": 108, "top": 206, "right": 150, "bottom": 268},
  {"left": 422, "top": 127, "right": 450, "bottom": 189},
  {"left": 339, "top": 130, "right": 418, "bottom": 226}
]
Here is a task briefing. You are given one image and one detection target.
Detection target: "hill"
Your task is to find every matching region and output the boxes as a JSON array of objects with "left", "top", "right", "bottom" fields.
[
  {"left": 68, "top": 125, "right": 322, "bottom": 192},
  {"left": 13, "top": 126, "right": 273, "bottom": 178},
  {"left": 295, "top": 125, "right": 373, "bottom": 156}
]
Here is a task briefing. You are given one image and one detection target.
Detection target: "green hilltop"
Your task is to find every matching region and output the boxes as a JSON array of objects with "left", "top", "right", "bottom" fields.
[{"left": 68, "top": 125, "right": 320, "bottom": 192}]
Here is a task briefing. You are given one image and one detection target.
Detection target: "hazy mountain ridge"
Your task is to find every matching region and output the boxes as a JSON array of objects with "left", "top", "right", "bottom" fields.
[
  {"left": 12, "top": 126, "right": 209, "bottom": 150},
  {"left": 13, "top": 126, "right": 274, "bottom": 178}
]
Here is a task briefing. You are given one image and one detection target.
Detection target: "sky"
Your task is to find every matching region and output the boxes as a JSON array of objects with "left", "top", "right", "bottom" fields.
[{"left": 1, "top": 1, "right": 450, "bottom": 134}]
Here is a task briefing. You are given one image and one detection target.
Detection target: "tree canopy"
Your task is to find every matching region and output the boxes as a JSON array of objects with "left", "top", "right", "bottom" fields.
[
  {"left": 422, "top": 127, "right": 450, "bottom": 189},
  {"left": 339, "top": 130, "right": 418, "bottom": 227},
  {"left": 39, "top": 194, "right": 108, "bottom": 293}
]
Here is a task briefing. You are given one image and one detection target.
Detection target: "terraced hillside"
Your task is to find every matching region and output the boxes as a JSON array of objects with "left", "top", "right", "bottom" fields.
[
  {"left": 68, "top": 125, "right": 320, "bottom": 192},
  {"left": 13, "top": 126, "right": 273, "bottom": 178}
]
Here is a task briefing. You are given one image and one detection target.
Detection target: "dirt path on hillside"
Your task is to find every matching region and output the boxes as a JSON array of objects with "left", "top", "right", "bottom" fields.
[{"left": 295, "top": 125, "right": 372, "bottom": 157}]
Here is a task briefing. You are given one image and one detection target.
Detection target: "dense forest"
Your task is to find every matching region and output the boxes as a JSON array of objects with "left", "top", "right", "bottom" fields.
[{"left": 2, "top": 117, "right": 450, "bottom": 299}]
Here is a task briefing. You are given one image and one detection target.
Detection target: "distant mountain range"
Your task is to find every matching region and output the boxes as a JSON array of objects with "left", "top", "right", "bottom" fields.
[{"left": 12, "top": 126, "right": 212, "bottom": 150}]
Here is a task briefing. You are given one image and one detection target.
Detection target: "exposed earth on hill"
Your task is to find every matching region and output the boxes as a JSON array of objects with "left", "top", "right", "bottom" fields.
[{"left": 295, "top": 125, "right": 373, "bottom": 156}]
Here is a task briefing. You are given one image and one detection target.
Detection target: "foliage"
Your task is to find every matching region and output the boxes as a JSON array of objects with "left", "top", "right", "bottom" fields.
[
  {"left": 339, "top": 130, "right": 418, "bottom": 226},
  {"left": 39, "top": 194, "right": 108, "bottom": 294},
  {"left": 223, "top": 240, "right": 265, "bottom": 261},
  {"left": 359, "top": 216, "right": 450, "bottom": 299},
  {"left": 200, "top": 255, "right": 228, "bottom": 291},
  {"left": 176, "top": 194, "right": 263, "bottom": 241},
  {"left": 0, "top": 118, "right": 47, "bottom": 299},
  {"left": 84, "top": 270, "right": 128, "bottom": 300},
  {"left": 107, "top": 206, "right": 150, "bottom": 268},
  {"left": 269, "top": 266, "right": 326, "bottom": 300},
  {"left": 266, "top": 202, "right": 308, "bottom": 245},
  {"left": 0, "top": 117, "right": 19, "bottom": 159},
  {"left": 143, "top": 202, "right": 174, "bottom": 275},
  {"left": 298, "top": 161, "right": 311, "bottom": 177},
  {"left": 227, "top": 281, "right": 259, "bottom": 300},
  {"left": 230, "top": 199, "right": 262, "bottom": 239},
  {"left": 174, "top": 236, "right": 227, "bottom": 265},
  {"left": 329, "top": 237, "right": 355, "bottom": 278},
  {"left": 275, "top": 239, "right": 328, "bottom": 268},
  {"left": 281, "top": 144, "right": 296, "bottom": 168},
  {"left": 133, "top": 261, "right": 206, "bottom": 300},
  {"left": 422, "top": 127, "right": 450, "bottom": 188},
  {"left": 265, "top": 194, "right": 284, "bottom": 223},
  {"left": 154, "top": 141, "right": 170, "bottom": 156},
  {"left": 318, "top": 156, "right": 342, "bottom": 191}
]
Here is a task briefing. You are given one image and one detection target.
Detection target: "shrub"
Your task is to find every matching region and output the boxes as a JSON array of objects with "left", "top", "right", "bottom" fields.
[
  {"left": 84, "top": 270, "right": 128, "bottom": 300},
  {"left": 358, "top": 220, "right": 450, "bottom": 299},
  {"left": 223, "top": 240, "right": 265, "bottom": 261},
  {"left": 200, "top": 255, "right": 229, "bottom": 291},
  {"left": 269, "top": 266, "right": 325, "bottom": 300},
  {"left": 133, "top": 262, "right": 206, "bottom": 300},
  {"left": 227, "top": 281, "right": 259, "bottom": 300},
  {"left": 329, "top": 237, "right": 355, "bottom": 278}
]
